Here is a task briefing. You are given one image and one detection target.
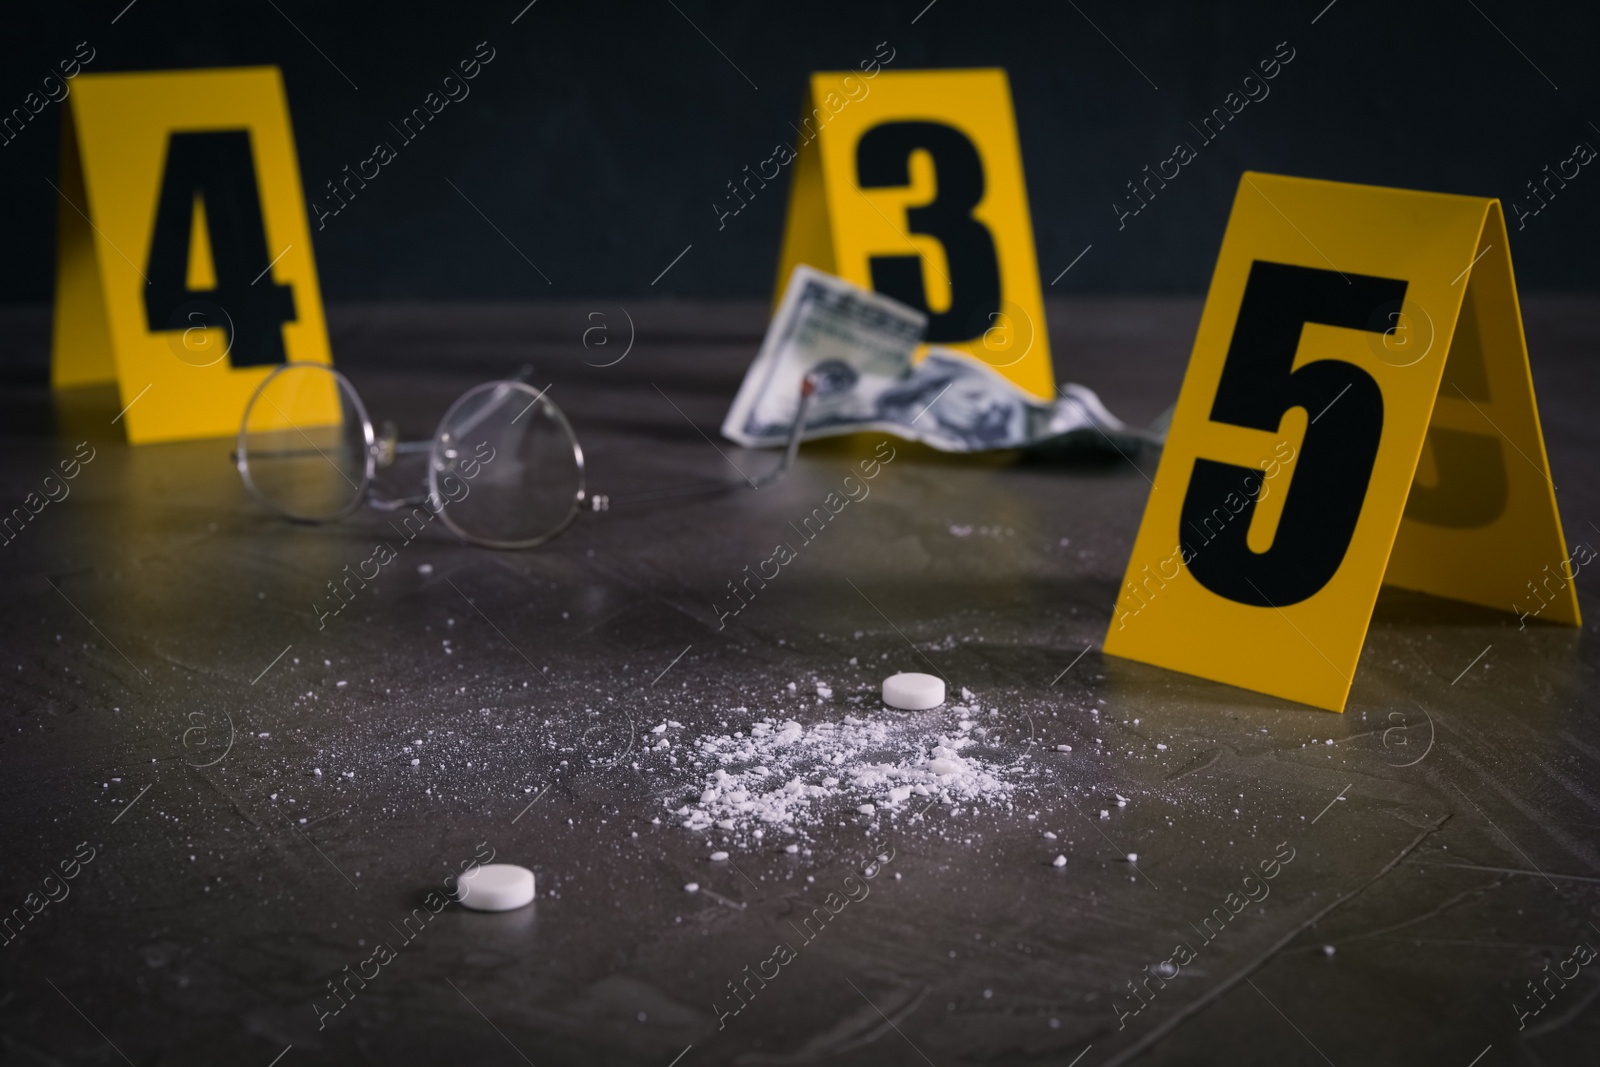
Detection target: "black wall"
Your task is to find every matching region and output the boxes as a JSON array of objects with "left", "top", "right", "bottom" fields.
[{"left": 3, "top": 0, "right": 1598, "bottom": 301}]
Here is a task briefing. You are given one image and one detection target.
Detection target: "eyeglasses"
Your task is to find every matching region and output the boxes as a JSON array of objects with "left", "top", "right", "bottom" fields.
[{"left": 235, "top": 362, "right": 813, "bottom": 549}]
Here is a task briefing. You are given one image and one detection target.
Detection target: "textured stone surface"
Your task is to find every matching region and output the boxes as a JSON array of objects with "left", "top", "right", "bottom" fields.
[{"left": 0, "top": 298, "right": 1595, "bottom": 1066}]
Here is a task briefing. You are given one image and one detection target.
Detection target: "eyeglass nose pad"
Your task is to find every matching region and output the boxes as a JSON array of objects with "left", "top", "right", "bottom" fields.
[{"left": 375, "top": 421, "right": 399, "bottom": 468}]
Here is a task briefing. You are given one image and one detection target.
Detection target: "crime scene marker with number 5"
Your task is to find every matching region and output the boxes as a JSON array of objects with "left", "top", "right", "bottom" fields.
[{"left": 1104, "top": 172, "right": 1577, "bottom": 712}]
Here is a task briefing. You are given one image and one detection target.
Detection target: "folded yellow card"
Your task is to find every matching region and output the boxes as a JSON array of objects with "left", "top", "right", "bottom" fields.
[
  {"left": 773, "top": 68, "right": 1055, "bottom": 400},
  {"left": 51, "top": 66, "right": 333, "bottom": 444},
  {"left": 1105, "top": 172, "right": 1577, "bottom": 711}
]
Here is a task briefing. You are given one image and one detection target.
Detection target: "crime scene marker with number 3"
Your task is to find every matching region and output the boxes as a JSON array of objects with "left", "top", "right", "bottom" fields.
[{"left": 772, "top": 67, "right": 1056, "bottom": 401}]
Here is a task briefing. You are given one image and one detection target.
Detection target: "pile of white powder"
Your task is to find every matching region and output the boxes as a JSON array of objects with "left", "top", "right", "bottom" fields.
[{"left": 664, "top": 699, "right": 1022, "bottom": 846}]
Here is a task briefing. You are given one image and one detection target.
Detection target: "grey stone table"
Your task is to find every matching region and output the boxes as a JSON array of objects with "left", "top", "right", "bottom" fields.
[{"left": 0, "top": 298, "right": 1596, "bottom": 1066}]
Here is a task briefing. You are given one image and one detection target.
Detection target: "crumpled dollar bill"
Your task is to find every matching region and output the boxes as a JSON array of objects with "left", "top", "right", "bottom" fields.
[{"left": 722, "top": 266, "right": 1168, "bottom": 453}]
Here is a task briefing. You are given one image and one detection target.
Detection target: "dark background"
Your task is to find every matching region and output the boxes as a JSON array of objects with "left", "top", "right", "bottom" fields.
[{"left": 3, "top": 0, "right": 1598, "bottom": 305}]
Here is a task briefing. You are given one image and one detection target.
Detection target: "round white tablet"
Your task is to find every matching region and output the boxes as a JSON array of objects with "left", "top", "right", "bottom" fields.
[
  {"left": 456, "top": 863, "right": 535, "bottom": 912},
  {"left": 882, "top": 672, "right": 945, "bottom": 710}
]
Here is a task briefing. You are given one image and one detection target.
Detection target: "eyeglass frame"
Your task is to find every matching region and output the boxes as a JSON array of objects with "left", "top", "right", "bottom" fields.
[{"left": 235, "top": 361, "right": 814, "bottom": 550}]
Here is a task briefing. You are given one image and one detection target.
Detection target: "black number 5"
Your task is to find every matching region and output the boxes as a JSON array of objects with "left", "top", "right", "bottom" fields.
[
  {"left": 855, "top": 121, "right": 1000, "bottom": 344},
  {"left": 1182, "top": 261, "right": 1407, "bottom": 607}
]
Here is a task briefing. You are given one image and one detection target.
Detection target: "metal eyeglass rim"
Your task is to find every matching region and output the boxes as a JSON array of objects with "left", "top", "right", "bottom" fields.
[
  {"left": 235, "top": 364, "right": 584, "bottom": 549},
  {"left": 235, "top": 363, "right": 815, "bottom": 548}
]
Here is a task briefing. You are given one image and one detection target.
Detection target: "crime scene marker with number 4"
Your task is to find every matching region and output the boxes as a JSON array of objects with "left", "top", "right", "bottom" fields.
[{"left": 51, "top": 66, "right": 335, "bottom": 444}]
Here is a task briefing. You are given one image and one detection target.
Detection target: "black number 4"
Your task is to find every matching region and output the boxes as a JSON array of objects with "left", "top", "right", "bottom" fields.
[
  {"left": 855, "top": 121, "right": 1001, "bottom": 344},
  {"left": 144, "top": 130, "right": 296, "bottom": 367},
  {"left": 1182, "top": 261, "right": 1407, "bottom": 607}
]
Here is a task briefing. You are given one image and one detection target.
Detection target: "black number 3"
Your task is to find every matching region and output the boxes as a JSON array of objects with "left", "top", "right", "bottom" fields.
[
  {"left": 855, "top": 121, "right": 1001, "bottom": 344},
  {"left": 144, "top": 130, "right": 297, "bottom": 367},
  {"left": 1182, "top": 261, "right": 1407, "bottom": 607}
]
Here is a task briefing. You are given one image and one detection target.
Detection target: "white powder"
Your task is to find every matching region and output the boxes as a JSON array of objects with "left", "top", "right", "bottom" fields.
[{"left": 671, "top": 704, "right": 1016, "bottom": 845}]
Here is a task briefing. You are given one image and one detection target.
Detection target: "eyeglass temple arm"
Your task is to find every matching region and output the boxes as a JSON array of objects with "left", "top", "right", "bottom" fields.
[
  {"left": 603, "top": 372, "right": 817, "bottom": 507},
  {"left": 750, "top": 372, "right": 815, "bottom": 489}
]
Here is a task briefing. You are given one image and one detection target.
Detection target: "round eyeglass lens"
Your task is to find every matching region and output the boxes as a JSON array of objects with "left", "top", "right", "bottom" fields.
[
  {"left": 238, "top": 362, "right": 373, "bottom": 522},
  {"left": 429, "top": 381, "right": 584, "bottom": 549}
]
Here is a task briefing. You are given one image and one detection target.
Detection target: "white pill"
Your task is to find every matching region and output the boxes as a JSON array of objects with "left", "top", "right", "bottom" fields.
[
  {"left": 456, "top": 863, "right": 535, "bottom": 912},
  {"left": 882, "top": 672, "right": 945, "bottom": 710}
]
